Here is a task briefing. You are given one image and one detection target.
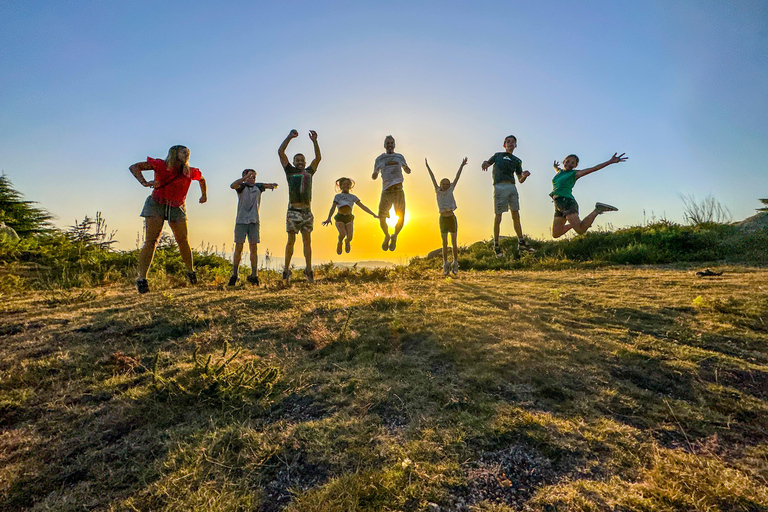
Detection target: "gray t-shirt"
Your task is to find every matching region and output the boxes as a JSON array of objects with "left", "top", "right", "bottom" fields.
[
  {"left": 374, "top": 152, "right": 408, "bottom": 190},
  {"left": 435, "top": 184, "right": 457, "bottom": 213},
  {"left": 235, "top": 183, "right": 266, "bottom": 224}
]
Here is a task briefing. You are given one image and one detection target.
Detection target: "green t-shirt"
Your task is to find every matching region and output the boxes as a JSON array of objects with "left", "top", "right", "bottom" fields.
[
  {"left": 488, "top": 152, "right": 523, "bottom": 185},
  {"left": 550, "top": 169, "right": 577, "bottom": 199},
  {"left": 284, "top": 164, "right": 316, "bottom": 205}
]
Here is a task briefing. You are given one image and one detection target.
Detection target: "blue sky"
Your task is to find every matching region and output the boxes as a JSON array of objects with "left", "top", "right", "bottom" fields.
[{"left": 1, "top": 1, "right": 766, "bottom": 261}]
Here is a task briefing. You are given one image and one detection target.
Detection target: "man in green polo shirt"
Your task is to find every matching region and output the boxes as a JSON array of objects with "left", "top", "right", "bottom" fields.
[{"left": 481, "top": 134, "right": 534, "bottom": 257}]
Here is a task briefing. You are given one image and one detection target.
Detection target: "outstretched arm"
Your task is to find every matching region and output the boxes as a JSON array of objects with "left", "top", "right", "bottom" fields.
[
  {"left": 278, "top": 129, "right": 298, "bottom": 167},
  {"left": 424, "top": 158, "right": 439, "bottom": 190},
  {"left": 264, "top": 183, "right": 279, "bottom": 190},
  {"left": 322, "top": 202, "right": 338, "bottom": 226},
  {"left": 575, "top": 153, "right": 627, "bottom": 179},
  {"left": 309, "top": 130, "right": 321, "bottom": 170},
  {"left": 453, "top": 157, "right": 468, "bottom": 186},
  {"left": 129, "top": 161, "right": 156, "bottom": 188},
  {"left": 356, "top": 200, "right": 378, "bottom": 218},
  {"left": 198, "top": 178, "right": 207, "bottom": 203}
]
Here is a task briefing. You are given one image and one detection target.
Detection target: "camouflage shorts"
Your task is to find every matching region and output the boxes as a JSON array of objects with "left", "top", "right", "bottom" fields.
[{"left": 286, "top": 208, "right": 314, "bottom": 234}]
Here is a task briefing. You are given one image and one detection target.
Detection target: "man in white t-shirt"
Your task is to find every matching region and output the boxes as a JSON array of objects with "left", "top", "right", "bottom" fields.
[
  {"left": 372, "top": 135, "right": 411, "bottom": 251},
  {"left": 228, "top": 169, "right": 278, "bottom": 286}
]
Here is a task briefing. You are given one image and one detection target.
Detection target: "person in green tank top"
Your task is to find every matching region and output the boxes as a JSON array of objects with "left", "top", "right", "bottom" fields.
[{"left": 550, "top": 152, "right": 627, "bottom": 238}]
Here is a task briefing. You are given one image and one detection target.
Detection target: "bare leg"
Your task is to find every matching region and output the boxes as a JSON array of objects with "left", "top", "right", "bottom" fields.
[
  {"left": 168, "top": 219, "right": 194, "bottom": 272},
  {"left": 301, "top": 231, "right": 312, "bottom": 269},
  {"left": 248, "top": 242, "right": 258, "bottom": 276},
  {"left": 510, "top": 210, "right": 524, "bottom": 240},
  {"left": 393, "top": 208, "right": 405, "bottom": 238},
  {"left": 379, "top": 216, "right": 390, "bottom": 246},
  {"left": 232, "top": 242, "right": 244, "bottom": 275},
  {"left": 493, "top": 213, "right": 502, "bottom": 244},
  {"left": 335, "top": 221, "right": 347, "bottom": 254},
  {"left": 441, "top": 232, "right": 449, "bottom": 263},
  {"left": 450, "top": 231, "right": 458, "bottom": 262},
  {"left": 552, "top": 217, "right": 572, "bottom": 238},
  {"left": 138, "top": 216, "right": 164, "bottom": 280},
  {"left": 344, "top": 221, "right": 354, "bottom": 252},
  {"left": 284, "top": 232, "right": 296, "bottom": 271}
]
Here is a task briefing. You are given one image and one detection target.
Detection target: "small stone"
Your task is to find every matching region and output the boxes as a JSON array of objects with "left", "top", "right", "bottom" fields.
[{"left": 427, "top": 503, "right": 440, "bottom": 512}]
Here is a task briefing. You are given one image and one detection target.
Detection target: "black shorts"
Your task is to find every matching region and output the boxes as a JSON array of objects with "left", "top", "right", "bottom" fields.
[
  {"left": 553, "top": 196, "right": 579, "bottom": 218},
  {"left": 334, "top": 213, "right": 354, "bottom": 224}
]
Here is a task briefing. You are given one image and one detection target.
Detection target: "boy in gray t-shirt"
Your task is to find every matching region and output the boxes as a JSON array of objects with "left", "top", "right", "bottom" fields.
[
  {"left": 425, "top": 156, "right": 467, "bottom": 275},
  {"left": 228, "top": 169, "right": 278, "bottom": 286}
]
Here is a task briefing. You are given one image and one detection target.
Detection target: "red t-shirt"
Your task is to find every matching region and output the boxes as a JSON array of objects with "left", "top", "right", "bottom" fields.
[{"left": 148, "top": 157, "right": 202, "bottom": 207}]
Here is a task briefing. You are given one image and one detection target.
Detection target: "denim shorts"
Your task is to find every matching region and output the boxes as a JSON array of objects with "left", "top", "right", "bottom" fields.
[
  {"left": 553, "top": 196, "right": 579, "bottom": 218},
  {"left": 234, "top": 223, "right": 260, "bottom": 244},
  {"left": 493, "top": 182, "right": 519, "bottom": 214},
  {"left": 140, "top": 196, "right": 186, "bottom": 222}
]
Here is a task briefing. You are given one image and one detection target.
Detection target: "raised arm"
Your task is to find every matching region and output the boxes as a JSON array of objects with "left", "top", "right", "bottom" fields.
[
  {"left": 575, "top": 153, "right": 627, "bottom": 179},
  {"left": 453, "top": 157, "right": 468, "bottom": 186},
  {"left": 198, "top": 177, "right": 207, "bottom": 204},
  {"left": 129, "top": 161, "right": 156, "bottom": 188},
  {"left": 308, "top": 130, "right": 321, "bottom": 170},
  {"left": 278, "top": 129, "right": 298, "bottom": 167},
  {"left": 424, "top": 158, "right": 439, "bottom": 190},
  {"left": 355, "top": 200, "right": 378, "bottom": 218},
  {"left": 322, "top": 201, "right": 338, "bottom": 226}
]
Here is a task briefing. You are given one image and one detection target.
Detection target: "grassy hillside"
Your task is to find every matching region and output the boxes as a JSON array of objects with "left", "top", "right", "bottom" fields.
[{"left": 2, "top": 266, "right": 767, "bottom": 511}]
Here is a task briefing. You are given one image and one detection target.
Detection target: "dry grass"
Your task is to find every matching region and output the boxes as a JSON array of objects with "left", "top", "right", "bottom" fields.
[{"left": 1, "top": 265, "right": 767, "bottom": 511}]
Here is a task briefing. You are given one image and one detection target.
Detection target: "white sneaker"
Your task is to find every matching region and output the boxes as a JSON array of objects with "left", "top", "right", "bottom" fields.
[
  {"left": 443, "top": 261, "right": 450, "bottom": 276},
  {"left": 451, "top": 260, "right": 459, "bottom": 275},
  {"left": 595, "top": 202, "right": 618, "bottom": 214}
]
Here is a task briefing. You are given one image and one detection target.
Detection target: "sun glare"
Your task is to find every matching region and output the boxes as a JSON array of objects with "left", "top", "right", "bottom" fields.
[{"left": 385, "top": 206, "right": 409, "bottom": 229}]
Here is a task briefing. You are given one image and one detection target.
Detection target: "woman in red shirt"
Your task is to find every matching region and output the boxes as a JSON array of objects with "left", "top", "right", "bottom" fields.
[{"left": 129, "top": 145, "right": 207, "bottom": 294}]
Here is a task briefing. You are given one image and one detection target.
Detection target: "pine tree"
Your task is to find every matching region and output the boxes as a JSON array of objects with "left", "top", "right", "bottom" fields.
[
  {"left": 0, "top": 174, "right": 54, "bottom": 236},
  {"left": 758, "top": 198, "right": 768, "bottom": 213}
]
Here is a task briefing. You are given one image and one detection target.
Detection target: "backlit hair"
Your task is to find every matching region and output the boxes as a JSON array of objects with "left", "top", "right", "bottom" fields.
[
  {"left": 384, "top": 135, "right": 395, "bottom": 143},
  {"left": 165, "top": 145, "right": 190, "bottom": 176},
  {"left": 242, "top": 168, "right": 256, "bottom": 177},
  {"left": 335, "top": 177, "right": 355, "bottom": 192},
  {"left": 504, "top": 135, "right": 517, "bottom": 144},
  {"left": 566, "top": 154, "right": 580, "bottom": 165}
]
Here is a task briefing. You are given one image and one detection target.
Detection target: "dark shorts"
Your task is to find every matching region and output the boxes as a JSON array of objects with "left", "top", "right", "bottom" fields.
[
  {"left": 553, "top": 196, "right": 579, "bottom": 218},
  {"left": 439, "top": 213, "right": 457, "bottom": 234},
  {"left": 140, "top": 196, "right": 186, "bottom": 222},
  {"left": 334, "top": 213, "right": 354, "bottom": 224}
]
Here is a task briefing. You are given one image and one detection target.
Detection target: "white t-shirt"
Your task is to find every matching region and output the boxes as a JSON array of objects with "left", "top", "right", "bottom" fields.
[
  {"left": 374, "top": 152, "right": 408, "bottom": 190},
  {"left": 334, "top": 193, "right": 359, "bottom": 210},
  {"left": 235, "top": 183, "right": 266, "bottom": 224},
  {"left": 435, "top": 184, "right": 457, "bottom": 213}
]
